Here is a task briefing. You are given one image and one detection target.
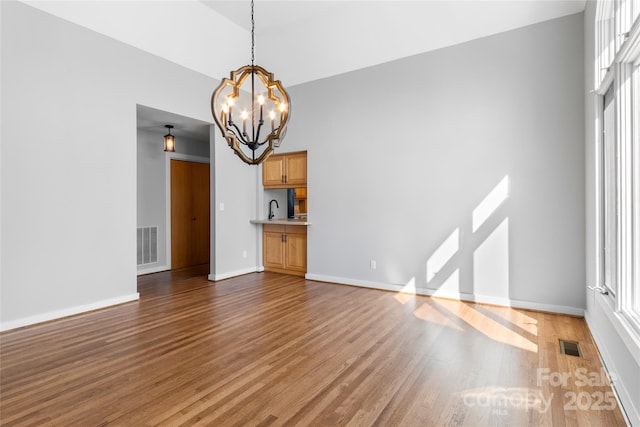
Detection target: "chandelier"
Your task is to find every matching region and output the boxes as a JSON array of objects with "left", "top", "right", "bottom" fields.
[{"left": 211, "top": 0, "right": 291, "bottom": 165}]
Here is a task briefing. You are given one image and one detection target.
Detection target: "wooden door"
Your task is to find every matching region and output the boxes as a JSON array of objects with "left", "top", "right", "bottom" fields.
[{"left": 171, "top": 160, "right": 210, "bottom": 270}]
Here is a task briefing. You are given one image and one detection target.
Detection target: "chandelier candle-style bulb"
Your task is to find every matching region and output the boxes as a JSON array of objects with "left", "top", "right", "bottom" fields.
[
  {"left": 241, "top": 110, "right": 248, "bottom": 135},
  {"left": 221, "top": 103, "right": 229, "bottom": 126},
  {"left": 211, "top": 0, "right": 291, "bottom": 165},
  {"left": 258, "top": 94, "right": 265, "bottom": 122},
  {"left": 227, "top": 96, "right": 234, "bottom": 123}
]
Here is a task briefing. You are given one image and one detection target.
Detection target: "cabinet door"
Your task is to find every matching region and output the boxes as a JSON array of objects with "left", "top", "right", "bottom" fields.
[
  {"left": 294, "top": 187, "right": 307, "bottom": 199},
  {"left": 285, "top": 152, "right": 307, "bottom": 186},
  {"left": 284, "top": 228, "right": 307, "bottom": 273},
  {"left": 263, "top": 155, "right": 285, "bottom": 187},
  {"left": 263, "top": 231, "right": 285, "bottom": 269}
]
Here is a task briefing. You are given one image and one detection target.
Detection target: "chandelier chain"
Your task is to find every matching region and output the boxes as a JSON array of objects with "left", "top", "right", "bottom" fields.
[{"left": 251, "top": 0, "right": 255, "bottom": 66}]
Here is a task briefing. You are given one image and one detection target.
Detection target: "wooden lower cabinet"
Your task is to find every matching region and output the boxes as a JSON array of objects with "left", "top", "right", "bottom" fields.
[
  {"left": 263, "top": 227, "right": 285, "bottom": 268},
  {"left": 263, "top": 224, "right": 307, "bottom": 276}
]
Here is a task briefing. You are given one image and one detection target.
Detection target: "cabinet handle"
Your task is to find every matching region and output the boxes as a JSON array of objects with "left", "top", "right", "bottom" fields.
[
  {"left": 284, "top": 174, "right": 287, "bottom": 183},
  {"left": 282, "top": 234, "right": 287, "bottom": 242}
]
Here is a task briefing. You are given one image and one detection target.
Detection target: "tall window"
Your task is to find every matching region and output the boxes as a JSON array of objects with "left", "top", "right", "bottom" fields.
[
  {"left": 602, "top": 85, "right": 618, "bottom": 297},
  {"left": 630, "top": 63, "right": 640, "bottom": 324},
  {"left": 597, "top": 1, "right": 616, "bottom": 84},
  {"left": 615, "top": 0, "right": 633, "bottom": 51},
  {"left": 596, "top": 0, "right": 640, "bottom": 337}
]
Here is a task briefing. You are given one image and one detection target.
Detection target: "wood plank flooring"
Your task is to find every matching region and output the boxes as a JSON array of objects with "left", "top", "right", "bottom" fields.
[{"left": 0, "top": 267, "right": 628, "bottom": 426}]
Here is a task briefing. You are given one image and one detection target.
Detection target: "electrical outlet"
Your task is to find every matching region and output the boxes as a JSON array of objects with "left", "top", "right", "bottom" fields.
[
  {"left": 242, "top": 250, "right": 247, "bottom": 259},
  {"left": 370, "top": 259, "right": 376, "bottom": 269},
  {"left": 220, "top": 202, "right": 225, "bottom": 211}
]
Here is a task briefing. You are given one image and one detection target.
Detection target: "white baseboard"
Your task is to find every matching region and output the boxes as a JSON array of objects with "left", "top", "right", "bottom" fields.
[
  {"left": 305, "top": 274, "right": 584, "bottom": 316},
  {"left": 0, "top": 293, "right": 140, "bottom": 332},
  {"left": 208, "top": 267, "right": 260, "bottom": 281},
  {"left": 137, "top": 265, "right": 170, "bottom": 275},
  {"left": 305, "top": 274, "right": 406, "bottom": 293},
  {"left": 422, "top": 288, "right": 585, "bottom": 317}
]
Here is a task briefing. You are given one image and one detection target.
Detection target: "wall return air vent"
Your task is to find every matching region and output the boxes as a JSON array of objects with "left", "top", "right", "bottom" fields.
[{"left": 137, "top": 226, "right": 158, "bottom": 266}]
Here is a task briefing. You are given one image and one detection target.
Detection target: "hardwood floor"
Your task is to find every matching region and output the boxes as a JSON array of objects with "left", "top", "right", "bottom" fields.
[{"left": 0, "top": 267, "right": 627, "bottom": 426}]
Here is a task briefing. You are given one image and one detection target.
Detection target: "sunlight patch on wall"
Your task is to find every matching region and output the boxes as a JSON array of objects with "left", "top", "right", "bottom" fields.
[
  {"left": 429, "top": 269, "right": 460, "bottom": 296},
  {"left": 426, "top": 228, "right": 459, "bottom": 283},
  {"left": 474, "top": 218, "right": 509, "bottom": 299},
  {"left": 472, "top": 175, "right": 509, "bottom": 232}
]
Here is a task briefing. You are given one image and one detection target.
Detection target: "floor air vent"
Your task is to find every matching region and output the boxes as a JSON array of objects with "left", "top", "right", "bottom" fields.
[
  {"left": 137, "top": 226, "right": 158, "bottom": 265},
  {"left": 559, "top": 339, "right": 582, "bottom": 357}
]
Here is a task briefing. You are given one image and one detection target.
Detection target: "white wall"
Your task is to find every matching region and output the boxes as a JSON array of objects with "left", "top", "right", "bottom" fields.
[
  {"left": 0, "top": 1, "right": 256, "bottom": 329},
  {"left": 137, "top": 129, "right": 167, "bottom": 272},
  {"left": 583, "top": 2, "right": 640, "bottom": 425},
  {"left": 210, "top": 129, "right": 260, "bottom": 281},
  {"left": 285, "top": 13, "right": 586, "bottom": 314}
]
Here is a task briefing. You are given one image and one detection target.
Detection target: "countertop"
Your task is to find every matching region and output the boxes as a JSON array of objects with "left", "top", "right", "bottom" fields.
[{"left": 250, "top": 218, "right": 311, "bottom": 226}]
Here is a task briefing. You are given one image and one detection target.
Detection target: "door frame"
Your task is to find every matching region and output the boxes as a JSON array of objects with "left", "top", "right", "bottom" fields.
[{"left": 165, "top": 153, "right": 210, "bottom": 270}]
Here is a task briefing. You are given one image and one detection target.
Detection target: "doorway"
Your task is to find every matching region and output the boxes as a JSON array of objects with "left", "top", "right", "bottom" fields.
[
  {"left": 136, "top": 105, "right": 212, "bottom": 275},
  {"left": 171, "top": 159, "right": 210, "bottom": 270}
]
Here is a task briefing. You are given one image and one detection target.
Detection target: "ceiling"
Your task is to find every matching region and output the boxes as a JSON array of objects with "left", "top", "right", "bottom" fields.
[
  {"left": 200, "top": 0, "right": 586, "bottom": 86},
  {"left": 137, "top": 105, "right": 212, "bottom": 142},
  {"left": 24, "top": 0, "right": 587, "bottom": 140},
  {"left": 25, "top": 0, "right": 586, "bottom": 88}
]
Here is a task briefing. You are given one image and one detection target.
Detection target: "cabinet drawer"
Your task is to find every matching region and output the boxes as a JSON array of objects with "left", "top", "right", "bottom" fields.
[
  {"left": 285, "top": 225, "right": 307, "bottom": 235},
  {"left": 263, "top": 224, "right": 285, "bottom": 233}
]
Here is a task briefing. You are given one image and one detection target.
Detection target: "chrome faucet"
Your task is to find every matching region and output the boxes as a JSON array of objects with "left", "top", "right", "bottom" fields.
[{"left": 269, "top": 199, "right": 279, "bottom": 220}]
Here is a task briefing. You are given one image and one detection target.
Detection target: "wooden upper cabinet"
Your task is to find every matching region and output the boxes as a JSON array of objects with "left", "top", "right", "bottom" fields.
[
  {"left": 263, "top": 151, "right": 307, "bottom": 188},
  {"left": 263, "top": 155, "right": 286, "bottom": 187},
  {"left": 284, "top": 152, "right": 307, "bottom": 186}
]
